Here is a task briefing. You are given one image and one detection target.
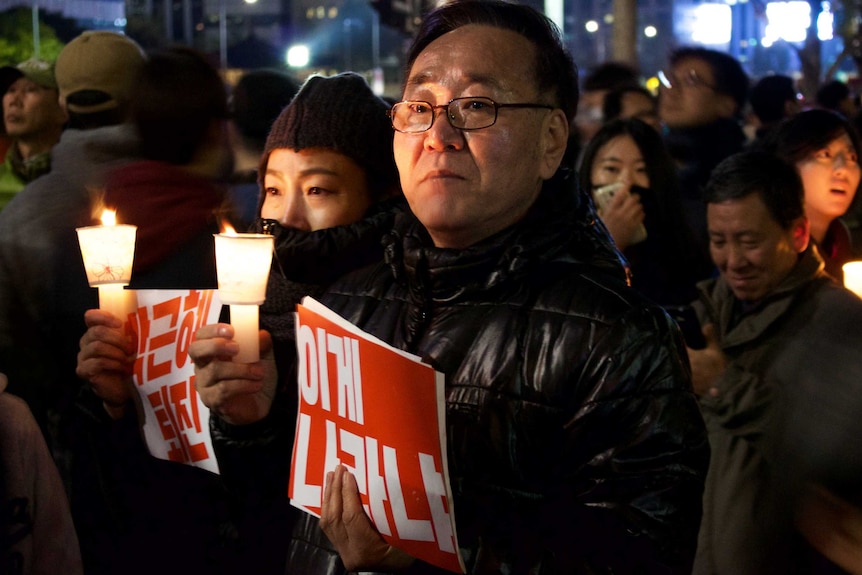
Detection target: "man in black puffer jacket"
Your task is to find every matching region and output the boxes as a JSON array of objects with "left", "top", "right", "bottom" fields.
[{"left": 191, "top": 2, "right": 709, "bottom": 573}]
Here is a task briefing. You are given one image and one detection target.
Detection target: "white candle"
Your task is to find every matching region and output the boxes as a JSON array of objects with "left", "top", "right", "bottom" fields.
[
  {"left": 214, "top": 229, "right": 273, "bottom": 363},
  {"left": 229, "top": 304, "right": 260, "bottom": 364},
  {"left": 76, "top": 210, "right": 138, "bottom": 322},
  {"left": 97, "top": 283, "right": 137, "bottom": 322},
  {"left": 843, "top": 261, "right": 862, "bottom": 298}
]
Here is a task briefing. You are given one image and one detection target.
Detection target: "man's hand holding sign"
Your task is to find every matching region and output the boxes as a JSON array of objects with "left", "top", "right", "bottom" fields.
[{"left": 291, "top": 298, "right": 463, "bottom": 573}]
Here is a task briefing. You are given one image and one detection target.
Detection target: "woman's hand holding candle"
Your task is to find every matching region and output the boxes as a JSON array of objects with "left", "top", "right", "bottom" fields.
[
  {"left": 189, "top": 323, "right": 278, "bottom": 426},
  {"left": 76, "top": 309, "right": 138, "bottom": 419}
]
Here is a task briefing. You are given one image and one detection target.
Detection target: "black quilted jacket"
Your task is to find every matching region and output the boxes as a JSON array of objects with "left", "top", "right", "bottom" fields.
[
  {"left": 314, "top": 171, "right": 709, "bottom": 574},
  {"left": 216, "top": 171, "right": 709, "bottom": 575}
]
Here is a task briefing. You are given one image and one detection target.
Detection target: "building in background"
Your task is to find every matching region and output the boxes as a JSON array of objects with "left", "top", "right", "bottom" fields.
[
  {"left": 0, "top": 0, "right": 857, "bottom": 98},
  {"left": 567, "top": 0, "right": 851, "bottom": 93}
]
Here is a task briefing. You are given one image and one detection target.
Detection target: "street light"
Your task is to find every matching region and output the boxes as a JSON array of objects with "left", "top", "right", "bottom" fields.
[
  {"left": 287, "top": 45, "right": 310, "bottom": 68},
  {"left": 585, "top": 20, "right": 599, "bottom": 33}
]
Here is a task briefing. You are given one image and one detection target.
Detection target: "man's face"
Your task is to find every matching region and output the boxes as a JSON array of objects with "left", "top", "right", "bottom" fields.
[
  {"left": 3, "top": 76, "right": 66, "bottom": 140},
  {"left": 708, "top": 193, "right": 808, "bottom": 303},
  {"left": 658, "top": 57, "right": 734, "bottom": 129},
  {"left": 393, "top": 24, "right": 568, "bottom": 248}
]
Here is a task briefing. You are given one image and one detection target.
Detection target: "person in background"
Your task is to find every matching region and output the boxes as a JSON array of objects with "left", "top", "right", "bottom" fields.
[
  {"left": 72, "top": 45, "right": 241, "bottom": 575},
  {"left": 747, "top": 74, "right": 801, "bottom": 149},
  {"left": 602, "top": 84, "right": 661, "bottom": 131},
  {"left": 564, "top": 61, "right": 639, "bottom": 168},
  {"left": 0, "top": 372, "right": 82, "bottom": 575},
  {"left": 191, "top": 1, "right": 709, "bottom": 573},
  {"left": 576, "top": 61, "right": 639, "bottom": 142},
  {"left": 0, "top": 31, "right": 145, "bottom": 488},
  {"left": 687, "top": 150, "right": 862, "bottom": 574},
  {"left": 0, "top": 107, "right": 10, "bottom": 159},
  {"left": 77, "top": 71, "right": 403, "bottom": 575},
  {"left": 764, "top": 109, "right": 861, "bottom": 281},
  {"left": 0, "top": 58, "right": 67, "bottom": 210},
  {"left": 816, "top": 79, "right": 857, "bottom": 120},
  {"left": 227, "top": 69, "right": 300, "bottom": 230},
  {"left": 659, "top": 46, "right": 749, "bottom": 257},
  {"left": 579, "top": 118, "right": 714, "bottom": 307}
]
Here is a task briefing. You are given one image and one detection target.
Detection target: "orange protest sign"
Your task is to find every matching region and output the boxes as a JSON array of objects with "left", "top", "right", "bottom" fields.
[
  {"left": 129, "top": 289, "right": 223, "bottom": 474},
  {"left": 290, "top": 297, "right": 465, "bottom": 573}
]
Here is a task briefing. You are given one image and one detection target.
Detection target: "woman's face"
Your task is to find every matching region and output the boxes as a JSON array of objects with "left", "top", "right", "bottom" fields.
[
  {"left": 796, "top": 132, "right": 860, "bottom": 222},
  {"left": 261, "top": 147, "right": 373, "bottom": 232},
  {"left": 589, "top": 135, "right": 650, "bottom": 190}
]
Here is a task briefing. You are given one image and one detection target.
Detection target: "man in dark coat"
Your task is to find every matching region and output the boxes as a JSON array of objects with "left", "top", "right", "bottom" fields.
[
  {"left": 688, "top": 150, "right": 862, "bottom": 574},
  {"left": 659, "top": 46, "right": 749, "bottom": 258},
  {"left": 191, "top": 2, "right": 709, "bottom": 573}
]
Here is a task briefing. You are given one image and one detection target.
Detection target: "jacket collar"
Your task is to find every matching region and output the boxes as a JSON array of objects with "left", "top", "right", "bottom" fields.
[
  {"left": 254, "top": 197, "right": 406, "bottom": 286},
  {"left": 384, "top": 169, "right": 627, "bottom": 301},
  {"left": 699, "top": 244, "right": 831, "bottom": 348}
]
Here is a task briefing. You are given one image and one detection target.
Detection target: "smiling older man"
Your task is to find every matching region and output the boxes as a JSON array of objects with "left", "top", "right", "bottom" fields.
[{"left": 687, "top": 150, "right": 862, "bottom": 574}]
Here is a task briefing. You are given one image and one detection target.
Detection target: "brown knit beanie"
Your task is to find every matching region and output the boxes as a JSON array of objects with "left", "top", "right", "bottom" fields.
[{"left": 260, "top": 72, "right": 397, "bottom": 204}]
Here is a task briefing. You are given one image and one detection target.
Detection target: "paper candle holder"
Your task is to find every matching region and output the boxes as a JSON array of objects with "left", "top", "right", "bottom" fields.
[
  {"left": 214, "top": 233, "right": 274, "bottom": 363},
  {"left": 77, "top": 223, "right": 137, "bottom": 286},
  {"left": 77, "top": 221, "right": 138, "bottom": 321}
]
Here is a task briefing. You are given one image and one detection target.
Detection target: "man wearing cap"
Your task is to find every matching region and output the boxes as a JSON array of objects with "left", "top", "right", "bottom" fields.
[
  {"left": 0, "top": 31, "right": 145, "bottom": 494},
  {"left": 0, "top": 58, "right": 67, "bottom": 209},
  {"left": 54, "top": 30, "right": 144, "bottom": 128}
]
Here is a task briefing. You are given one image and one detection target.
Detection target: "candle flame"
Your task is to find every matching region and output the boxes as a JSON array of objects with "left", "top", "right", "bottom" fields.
[
  {"left": 101, "top": 209, "right": 117, "bottom": 226},
  {"left": 221, "top": 222, "right": 238, "bottom": 236}
]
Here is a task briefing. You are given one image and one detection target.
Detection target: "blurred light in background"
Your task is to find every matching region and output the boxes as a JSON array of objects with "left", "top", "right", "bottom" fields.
[
  {"left": 677, "top": 3, "right": 732, "bottom": 45},
  {"left": 762, "top": 1, "right": 834, "bottom": 48},
  {"left": 286, "top": 45, "right": 310, "bottom": 68}
]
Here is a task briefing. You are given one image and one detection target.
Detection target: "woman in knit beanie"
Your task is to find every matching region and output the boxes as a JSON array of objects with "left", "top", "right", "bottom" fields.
[
  {"left": 257, "top": 71, "right": 400, "bottom": 226},
  {"left": 251, "top": 72, "right": 402, "bottom": 341},
  {"left": 213, "top": 72, "right": 405, "bottom": 575}
]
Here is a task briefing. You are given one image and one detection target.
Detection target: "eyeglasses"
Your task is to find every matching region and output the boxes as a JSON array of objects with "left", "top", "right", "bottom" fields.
[
  {"left": 388, "top": 96, "right": 555, "bottom": 133},
  {"left": 657, "top": 69, "right": 717, "bottom": 92}
]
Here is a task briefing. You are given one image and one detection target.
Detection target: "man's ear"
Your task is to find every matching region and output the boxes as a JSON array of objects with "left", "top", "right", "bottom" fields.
[
  {"left": 792, "top": 215, "right": 810, "bottom": 253},
  {"left": 539, "top": 108, "right": 569, "bottom": 180}
]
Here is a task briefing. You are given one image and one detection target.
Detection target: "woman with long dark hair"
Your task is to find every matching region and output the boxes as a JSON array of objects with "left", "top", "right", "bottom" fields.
[{"left": 579, "top": 118, "right": 714, "bottom": 307}]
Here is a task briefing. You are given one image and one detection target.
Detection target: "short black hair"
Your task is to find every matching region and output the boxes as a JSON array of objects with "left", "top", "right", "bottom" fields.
[
  {"left": 403, "top": 0, "right": 579, "bottom": 123},
  {"left": 231, "top": 69, "right": 301, "bottom": 146},
  {"left": 132, "top": 46, "right": 229, "bottom": 165},
  {"left": 704, "top": 150, "right": 804, "bottom": 230},
  {"left": 764, "top": 108, "right": 861, "bottom": 167},
  {"left": 670, "top": 46, "right": 749, "bottom": 116},
  {"left": 816, "top": 80, "right": 850, "bottom": 111},
  {"left": 583, "top": 62, "right": 638, "bottom": 92},
  {"left": 602, "top": 85, "right": 655, "bottom": 123},
  {"left": 749, "top": 74, "right": 797, "bottom": 125}
]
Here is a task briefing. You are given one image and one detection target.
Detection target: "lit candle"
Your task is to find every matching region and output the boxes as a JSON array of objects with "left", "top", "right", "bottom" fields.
[
  {"left": 843, "top": 261, "right": 862, "bottom": 298},
  {"left": 76, "top": 210, "right": 138, "bottom": 321},
  {"left": 214, "top": 225, "right": 273, "bottom": 363}
]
